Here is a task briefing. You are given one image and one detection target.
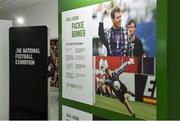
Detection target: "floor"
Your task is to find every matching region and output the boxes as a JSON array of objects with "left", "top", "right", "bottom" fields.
[{"left": 49, "top": 86, "right": 59, "bottom": 120}]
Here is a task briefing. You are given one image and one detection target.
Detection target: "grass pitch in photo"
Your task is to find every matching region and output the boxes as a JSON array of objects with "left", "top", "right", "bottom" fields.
[
  {"left": 95, "top": 94, "right": 156, "bottom": 120},
  {"left": 94, "top": 56, "right": 156, "bottom": 119}
]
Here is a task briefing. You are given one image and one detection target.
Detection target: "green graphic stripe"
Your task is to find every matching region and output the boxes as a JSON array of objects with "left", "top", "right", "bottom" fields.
[
  {"left": 167, "top": 0, "right": 180, "bottom": 119},
  {"left": 62, "top": 98, "right": 141, "bottom": 120},
  {"left": 157, "top": 0, "right": 167, "bottom": 119},
  {"left": 58, "top": 0, "right": 62, "bottom": 119},
  {"left": 59, "top": 0, "right": 108, "bottom": 11}
]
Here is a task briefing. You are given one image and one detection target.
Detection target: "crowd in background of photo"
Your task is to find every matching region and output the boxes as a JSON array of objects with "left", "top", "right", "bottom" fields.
[{"left": 48, "top": 39, "right": 59, "bottom": 87}]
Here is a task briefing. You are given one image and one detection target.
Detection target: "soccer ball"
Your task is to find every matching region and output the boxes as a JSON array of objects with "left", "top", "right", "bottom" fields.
[{"left": 113, "top": 81, "right": 121, "bottom": 90}]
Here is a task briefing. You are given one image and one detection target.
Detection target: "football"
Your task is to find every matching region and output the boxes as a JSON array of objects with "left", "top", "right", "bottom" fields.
[{"left": 113, "top": 81, "right": 121, "bottom": 90}]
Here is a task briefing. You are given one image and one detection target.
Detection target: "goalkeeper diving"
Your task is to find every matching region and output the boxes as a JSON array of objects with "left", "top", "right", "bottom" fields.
[{"left": 104, "top": 58, "right": 136, "bottom": 117}]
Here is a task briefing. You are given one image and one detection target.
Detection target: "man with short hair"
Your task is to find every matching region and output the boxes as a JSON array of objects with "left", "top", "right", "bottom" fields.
[
  {"left": 128, "top": 19, "right": 144, "bottom": 57},
  {"left": 98, "top": 7, "right": 133, "bottom": 56}
]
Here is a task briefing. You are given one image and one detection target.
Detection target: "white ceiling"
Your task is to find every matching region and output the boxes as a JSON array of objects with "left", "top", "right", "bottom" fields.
[{"left": 0, "top": 0, "right": 45, "bottom": 13}]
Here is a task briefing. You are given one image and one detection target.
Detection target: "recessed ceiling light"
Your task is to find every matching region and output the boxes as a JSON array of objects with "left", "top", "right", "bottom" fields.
[{"left": 17, "top": 17, "right": 24, "bottom": 24}]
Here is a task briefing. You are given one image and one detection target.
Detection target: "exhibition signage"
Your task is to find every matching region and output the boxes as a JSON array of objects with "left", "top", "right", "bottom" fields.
[
  {"left": 60, "top": 0, "right": 160, "bottom": 120},
  {"left": 9, "top": 26, "right": 48, "bottom": 120}
]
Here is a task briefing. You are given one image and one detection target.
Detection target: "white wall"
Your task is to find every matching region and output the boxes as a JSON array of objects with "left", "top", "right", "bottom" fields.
[
  {"left": 0, "top": 20, "right": 12, "bottom": 120},
  {"left": 0, "top": 0, "right": 58, "bottom": 39}
]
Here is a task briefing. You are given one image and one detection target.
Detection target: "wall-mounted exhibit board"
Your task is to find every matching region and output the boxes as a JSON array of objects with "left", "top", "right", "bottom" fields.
[
  {"left": 59, "top": 0, "right": 179, "bottom": 120},
  {"left": 9, "top": 26, "right": 48, "bottom": 120},
  {"left": 0, "top": 20, "right": 12, "bottom": 120}
]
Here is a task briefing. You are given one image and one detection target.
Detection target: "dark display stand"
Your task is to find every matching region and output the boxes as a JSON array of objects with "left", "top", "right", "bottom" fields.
[{"left": 9, "top": 26, "right": 48, "bottom": 119}]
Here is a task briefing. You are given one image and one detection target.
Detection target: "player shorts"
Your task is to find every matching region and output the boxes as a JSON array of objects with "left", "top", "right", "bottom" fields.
[{"left": 114, "top": 82, "right": 127, "bottom": 103}]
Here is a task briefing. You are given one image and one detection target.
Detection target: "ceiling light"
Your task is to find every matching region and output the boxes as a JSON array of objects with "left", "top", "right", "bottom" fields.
[{"left": 17, "top": 17, "right": 24, "bottom": 25}]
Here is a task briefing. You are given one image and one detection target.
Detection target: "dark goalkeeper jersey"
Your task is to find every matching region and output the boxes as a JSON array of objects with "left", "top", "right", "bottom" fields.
[{"left": 98, "top": 22, "right": 133, "bottom": 56}]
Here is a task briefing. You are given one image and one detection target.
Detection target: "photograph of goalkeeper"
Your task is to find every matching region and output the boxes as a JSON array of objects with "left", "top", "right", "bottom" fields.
[
  {"left": 98, "top": 7, "right": 133, "bottom": 56},
  {"left": 94, "top": 0, "right": 156, "bottom": 119},
  {"left": 103, "top": 58, "right": 136, "bottom": 117},
  {"left": 96, "top": 58, "right": 135, "bottom": 117}
]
